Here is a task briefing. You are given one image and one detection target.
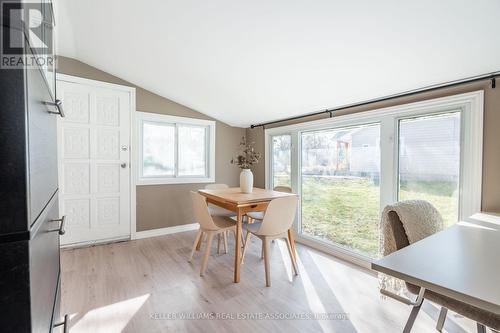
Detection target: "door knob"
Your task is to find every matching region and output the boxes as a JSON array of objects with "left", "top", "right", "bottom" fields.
[{"left": 121, "top": 163, "right": 127, "bottom": 168}]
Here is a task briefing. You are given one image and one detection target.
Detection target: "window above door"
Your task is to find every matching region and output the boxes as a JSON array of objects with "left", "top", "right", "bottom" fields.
[{"left": 136, "top": 112, "right": 216, "bottom": 185}]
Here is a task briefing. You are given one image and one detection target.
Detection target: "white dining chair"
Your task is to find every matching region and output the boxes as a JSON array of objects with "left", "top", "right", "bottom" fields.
[
  {"left": 245, "top": 186, "right": 293, "bottom": 254},
  {"left": 188, "top": 192, "right": 236, "bottom": 276},
  {"left": 204, "top": 183, "right": 236, "bottom": 254},
  {"left": 240, "top": 195, "right": 299, "bottom": 287},
  {"left": 246, "top": 186, "right": 292, "bottom": 222},
  {"left": 204, "top": 184, "right": 235, "bottom": 217}
]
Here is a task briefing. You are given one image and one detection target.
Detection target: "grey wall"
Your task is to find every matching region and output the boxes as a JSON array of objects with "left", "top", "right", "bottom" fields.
[
  {"left": 57, "top": 56, "right": 246, "bottom": 231},
  {"left": 248, "top": 79, "right": 500, "bottom": 214}
]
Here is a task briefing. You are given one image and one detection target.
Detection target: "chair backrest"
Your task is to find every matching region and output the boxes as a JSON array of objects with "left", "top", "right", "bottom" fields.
[
  {"left": 257, "top": 196, "right": 298, "bottom": 236},
  {"left": 386, "top": 200, "right": 442, "bottom": 250},
  {"left": 205, "top": 183, "right": 229, "bottom": 190},
  {"left": 273, "top": 186, "right": 292, "bottom": 193},
  {"left": 388, "top": 211, "right": 410, "bottom": 250},
  {"left": 190, "top": 191, "right": 218, "bottom": 230}
]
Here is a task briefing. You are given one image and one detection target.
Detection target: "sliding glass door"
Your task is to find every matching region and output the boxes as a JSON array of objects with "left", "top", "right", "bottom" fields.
[
  {"left": 271, "top": 134, "right": 292, "bottom": 188},
  {"left": 300, "top": 124, "right": 381, "bottom": 257},
  {"left": 398, "top": 112, "right": 461, "bottom": 227},
  {"left": 266, "top": 92, "right": 483, "bottom": 263}
]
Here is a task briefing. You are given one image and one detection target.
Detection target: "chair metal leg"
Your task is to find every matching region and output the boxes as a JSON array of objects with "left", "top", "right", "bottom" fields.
[
  {"left": 188, "top": 229, "right": 202, "bottom": 262},
  {"left": 403, "top": 304, "right": 422, "bottom": 333},
  {"left": 402, "top": 288, "right": 425, "bottom": 333},
  {"left": 200, "top": 233, "right": 214, "bottom": 276},
  {"left": 476, "top": 323, "right": 487, "bottom": 333},
  {"left": 436, "top": 307, "right": 447, "bottom": 332}
]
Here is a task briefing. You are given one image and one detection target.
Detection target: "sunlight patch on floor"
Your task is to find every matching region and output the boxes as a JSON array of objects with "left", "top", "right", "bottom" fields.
[
  {"left": 70, "top": 294, "right": 150, "bottom": 333},
  {"left": 295, "top": 250, "right": 338, "bottom": 333},
  {"left": 276, "top": 239, "right": 295, "bottom": 281}
]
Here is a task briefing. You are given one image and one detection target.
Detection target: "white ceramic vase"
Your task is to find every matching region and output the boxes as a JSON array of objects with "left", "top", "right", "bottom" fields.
[{"left": 240, "top": 168, "right": 253, "bottom": 193}]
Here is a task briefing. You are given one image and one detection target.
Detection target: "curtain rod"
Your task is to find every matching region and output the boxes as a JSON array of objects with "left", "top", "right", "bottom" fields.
[{"left": 250, "top": 72, "right": 499, "bottom": 129}]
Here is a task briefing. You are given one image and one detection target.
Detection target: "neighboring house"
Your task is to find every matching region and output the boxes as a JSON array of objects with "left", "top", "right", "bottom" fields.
[
  {"left": 301, "top": 114, "right": 460, "bottom": 181},
  {"left": 348, "top": 125, "right": 380, "bottom": 176},
  {"left": 350, "top": 114, "right": 460, "bottom": 181}
]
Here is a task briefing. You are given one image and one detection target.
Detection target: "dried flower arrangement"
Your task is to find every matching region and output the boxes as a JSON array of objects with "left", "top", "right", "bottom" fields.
[{"left": 230, "top": 137, "right": 262, "bottom": 169}]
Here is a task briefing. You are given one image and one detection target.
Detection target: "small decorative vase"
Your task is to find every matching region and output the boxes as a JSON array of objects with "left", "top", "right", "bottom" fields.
[{"left": 240, "top": 168, "right": 253, "bottom": 193}]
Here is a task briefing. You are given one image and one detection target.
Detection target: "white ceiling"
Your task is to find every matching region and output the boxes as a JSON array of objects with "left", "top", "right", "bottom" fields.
[{"left": 55, "top": 0, "right": 500, "bottom": 128}]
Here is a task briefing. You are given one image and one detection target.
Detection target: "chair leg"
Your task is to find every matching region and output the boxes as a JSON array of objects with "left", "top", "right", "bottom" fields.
[
  {"left": 284, "top": 236, "right": 298, "bottom": 276},
  {"left": 403, "top": 304, "right": 422, "bottom": 333},
  {"left": 436, "top": 307, "right": 447, "bottom": 332},
  {"left": 217, "top": 234, "right": 221, "bottom": 255},
  {"left": 241, "top": 231, "right": 252, "bottom": 264},
  {"left": 263, "top": 238, "right": 271, "bottom": 287},
  {"left": 223, "top": 231, "right": 228, "bottom": 254},
  {"left": 477, "top": 323, "right": 487, "bottom": 333},
  {"left": 200, "top": 233, "right": 214, "bottom": 276},
  {"left": 196, "top": 231, "right": 204, "bottom": 251},
  {"left": 188, "top": 229, "right": 202, "bottom": 262}
]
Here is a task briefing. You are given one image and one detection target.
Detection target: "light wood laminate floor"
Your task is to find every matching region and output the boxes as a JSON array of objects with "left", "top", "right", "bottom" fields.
[{"left": 61, "top": 231, "right": 478, "bottom": 333}]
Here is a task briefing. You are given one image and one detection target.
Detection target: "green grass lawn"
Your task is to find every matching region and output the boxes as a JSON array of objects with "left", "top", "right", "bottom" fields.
[{"left": 295, "top": 176, "right": 458, "bottom": 257}]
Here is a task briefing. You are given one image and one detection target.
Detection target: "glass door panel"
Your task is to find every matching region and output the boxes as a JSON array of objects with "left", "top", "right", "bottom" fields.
[
  {"left": 271, "top": 135, "right": 292, "bottom": 188},
  {"left": 300, "top": 123, "right": 381, "bottom": 257},
  {"left": 398, "top": 112, "right": 461, "bottom": 226}
]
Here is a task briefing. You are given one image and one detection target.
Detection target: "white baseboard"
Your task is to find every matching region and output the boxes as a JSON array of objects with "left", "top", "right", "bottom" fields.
[
  {"left": 133, "top": 223, "right": 198, "bottom": 240},
  {"left": 61, "top": 236, "right": 130, "bottom": 249}
]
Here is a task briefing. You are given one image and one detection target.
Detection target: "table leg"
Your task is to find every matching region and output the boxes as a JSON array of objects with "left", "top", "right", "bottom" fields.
[
  {"left": 234, "top": 209, "right": 242, "bottom": 283},
  {"left": 288, "top": 228, "right": 297, "bottom": 261}
]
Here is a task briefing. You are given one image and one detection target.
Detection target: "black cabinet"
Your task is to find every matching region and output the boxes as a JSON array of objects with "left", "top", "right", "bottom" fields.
[
  {"left": 0, "top": 1, "right": 66, "bottom": 332},
  {"left": 26, "top": 45, "right": 59, "bottom": 226},
  {"left": 30, "top": 193, "right": 61, "bottom": 333}
]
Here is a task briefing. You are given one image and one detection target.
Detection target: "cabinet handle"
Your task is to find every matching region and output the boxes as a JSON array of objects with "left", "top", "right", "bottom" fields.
[
  {"left": 50, "top": 216, "right": 66, "bottom": 235},
  {"left": 46, "top": 99, "right": 65, "bottom": 118},
  {"left": 53, "top": 314, "right": 69, "bottom": 333}
]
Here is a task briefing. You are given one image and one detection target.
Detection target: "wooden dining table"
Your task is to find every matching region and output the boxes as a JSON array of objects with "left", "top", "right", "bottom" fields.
[{"left": 198, "top": 187, "right": 298, "bottom": 283}]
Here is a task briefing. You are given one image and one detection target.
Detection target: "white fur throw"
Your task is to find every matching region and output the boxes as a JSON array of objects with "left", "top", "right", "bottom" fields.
[{"left": 379, "top": 200, "right": 444, "bottom": 295}]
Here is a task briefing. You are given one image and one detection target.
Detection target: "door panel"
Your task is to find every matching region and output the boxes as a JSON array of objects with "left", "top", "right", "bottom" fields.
[
  {"left": 398, "top": 112, "right": 461, "bottom": 227},
  {"left": 270, "top": 134, "right": 292, "bottom": 188},
  {"left": 30, "top": 192, "right": 60, "bottom": 333},
  {"left": 57, "top": 80, "right": 131, "bottom": 245},
  {"left": 26, "top": 54, "right": 59, "bottom": 226},
  {"left": 300, "top": 123, "right": 381, "bottom": 257}
]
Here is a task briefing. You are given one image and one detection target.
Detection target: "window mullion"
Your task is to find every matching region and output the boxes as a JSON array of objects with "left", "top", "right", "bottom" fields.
[
  {"left": 379, "top": 116, "right": 397, "bottom": 211},
  {"left": 174, "top": 123, "right": 179, "bottom": 178}
]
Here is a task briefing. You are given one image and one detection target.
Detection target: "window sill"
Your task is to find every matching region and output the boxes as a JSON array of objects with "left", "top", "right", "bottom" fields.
[{"left": 137, "top": 177, "right": 215, "bottom": 186}]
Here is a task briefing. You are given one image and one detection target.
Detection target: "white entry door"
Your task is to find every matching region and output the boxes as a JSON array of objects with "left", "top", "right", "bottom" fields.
[{"left": 57, "top": 76, "right": 134, "bottom": 245}]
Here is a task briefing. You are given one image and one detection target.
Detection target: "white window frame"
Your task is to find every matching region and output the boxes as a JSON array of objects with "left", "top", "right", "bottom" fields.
[
  {"left": 136, "top": 112, "right": 216, "bottom": 185},
  {"left": 265, "top": 91, "right": 484, "bottom": 268}
]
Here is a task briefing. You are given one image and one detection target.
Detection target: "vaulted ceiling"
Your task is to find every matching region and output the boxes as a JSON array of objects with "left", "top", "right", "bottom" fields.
[{"left": 55, "top": 0, "right": 500, "bottom": 127}]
